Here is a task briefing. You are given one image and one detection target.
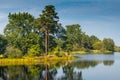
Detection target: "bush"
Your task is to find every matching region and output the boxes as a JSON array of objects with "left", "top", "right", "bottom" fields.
[
  {"left": 53, "top": 46, "right": 61, "bottom": 56},
  {"left": 80, "top": 47, "right": 86, "bottom": 51},
  {"left": 115, "top": 46, "right": 120, "bottom": 52},
  {"left": 79, "top": 47, "right": 90, "bottom": 52},
  {"left": 4, "top": 46, "right": 22, "bottom": 58},
  {"left": 93, "top": 41, "right": 104, "bottom": 50},
  {"left": 27, "top": 45, "right": 42, "bottom": 57}
]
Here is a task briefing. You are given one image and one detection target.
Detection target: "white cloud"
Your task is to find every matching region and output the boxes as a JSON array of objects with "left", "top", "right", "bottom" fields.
[{"left": 0, "top": 13, "right": 8, "bottom": 34}]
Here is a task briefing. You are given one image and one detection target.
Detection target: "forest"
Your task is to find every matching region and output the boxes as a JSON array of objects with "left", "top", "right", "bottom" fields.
[{"left": 0, "top": 5, "right": 119, "bottom": 58}]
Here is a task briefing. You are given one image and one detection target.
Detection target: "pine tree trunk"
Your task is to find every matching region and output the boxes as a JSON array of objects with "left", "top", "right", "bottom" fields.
[{"left": 45, "top": 29, "right": 49, "bottom": 55}]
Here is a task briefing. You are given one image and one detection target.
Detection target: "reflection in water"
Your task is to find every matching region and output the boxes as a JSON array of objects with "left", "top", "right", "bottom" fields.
[
  {"left": 71, "top": 60, "right": 114, "bottom": 69},
  {"left": 0, "top": 67, "right": 7, "bottom": 80},
  {"left": 39, "top": 65, "right": 54, "bottom": 80},
  {"left": 39, "top": 64, "right": 83, "bottom": 80},
  {"left": 73, "top": 53, "right": 115, "bottom": 68},
  {"left": 62, "top": 65, "right": 83, "bottom": 80},
  {"left": 71, "top": 61, "right": 99, "bottom": 69},
  {"left": 103, "top": 61, "right": 114, "bottom": 66},
  {"left": 0, "top": 60, "right": 114, "bottom": 80},
  {"left": 0, "top": 63, "right": 83, "bottom": 80},
  {"left": 0, "top": 53, "right": 117, "bottom": 80}
]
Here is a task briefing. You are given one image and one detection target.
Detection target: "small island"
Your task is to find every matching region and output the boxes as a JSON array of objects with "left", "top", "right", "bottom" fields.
[{"left": 0, "top": 5, "right": 120, "bottom": 65}]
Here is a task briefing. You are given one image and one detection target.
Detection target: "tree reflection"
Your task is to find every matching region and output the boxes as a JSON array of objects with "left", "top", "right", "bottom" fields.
[
  {"left": 39, "top": 65, "right": 53, "bottom": 80},
  {"left": 62, "top": 65, "right": 83, "bottom": 80},
  {"left": 71, "top": 60, "right": 114, "bottom": 69},
  {"left": 0, "top": 59, "right": 115, "bottom": 80},
  {"left": 71, "top": 61, "right": 99, "bottom": 69},
  {"left": 4, "top": 66, "right": 23, "bottom": 80},
  {"left": 0, "top": 60, "right": 100, "bottom": 80},
  {"left": 0, "top": 66, "right": 7, "bottom": 80},
  {"left": 103, "top": 60, "right": 114, "bottom": 66}
]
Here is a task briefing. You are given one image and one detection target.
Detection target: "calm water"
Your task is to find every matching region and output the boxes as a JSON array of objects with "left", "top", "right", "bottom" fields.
[{"left": 0, "top": 52, "right": 120, "bottom": 80}]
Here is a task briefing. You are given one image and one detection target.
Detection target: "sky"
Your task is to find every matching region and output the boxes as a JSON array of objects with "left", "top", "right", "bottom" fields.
[{"left": 0, "top": 0, "right": 120, "bottom": 46}]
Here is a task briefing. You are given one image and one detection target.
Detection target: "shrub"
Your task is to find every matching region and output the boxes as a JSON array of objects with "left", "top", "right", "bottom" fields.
[
  {"left": 27, "top": 45, "right": 42, "bottom": 57},
  {"left": 4, "top": 46, "right": 22, "bottom": 58},
  {"left": 53, "top": 46, "right": 61, "bottom": 56}
]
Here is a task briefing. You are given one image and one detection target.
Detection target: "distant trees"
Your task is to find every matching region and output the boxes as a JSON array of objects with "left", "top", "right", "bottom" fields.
[
  {"left": 65, "top": 24, "right": 102, "bottom": 51},
  {"left": 64, "top": 24, "right": 113, "bottom": 52},
  {"left": 93, "top": 41, "right": 104, "bottom": 50},
  {"left": 92, "top": 38, "right": 115, "bottom": 52},
  {"left": 64, "top": 24, "right": 115, "bottom": 52},
  {"left": 115, "top": 46, "right": 120, "bottom": 52},
  {"left": 89, "top": 35, "right": 100, "bottom": 49},
  {"left": 103, "top": 38, "right": 115, "bottom": 51}
]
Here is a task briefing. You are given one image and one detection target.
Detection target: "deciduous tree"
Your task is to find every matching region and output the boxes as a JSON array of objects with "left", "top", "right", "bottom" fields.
[{"left": 103, "top": 38, "right": 115, "bottom": 51}]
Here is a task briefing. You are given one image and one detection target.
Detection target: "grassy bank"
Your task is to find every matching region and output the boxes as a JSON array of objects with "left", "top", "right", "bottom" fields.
[
  {"left": 0, "top": 55, "right": 74, "bottom": 66},
  {"left": 71, "top": 50, "right": 113, "bottom": 54},
  {"left": 91, "top": 50, "right": 112, "bottom": 53}
]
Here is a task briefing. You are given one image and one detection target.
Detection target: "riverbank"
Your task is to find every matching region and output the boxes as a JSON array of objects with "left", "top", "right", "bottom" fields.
[
  {"left": 0, "top": 55, "right": 74, "bottom": 66},
  {"left": 71, "top": 50, "right": 113, "bottom": 54}
]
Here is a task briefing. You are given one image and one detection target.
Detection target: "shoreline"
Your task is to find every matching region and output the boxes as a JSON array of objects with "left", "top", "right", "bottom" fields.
[
  {"left": 0, "top": 55, "right": 74, "bottom": 66},
  {"left": 71, "top": 50, "right": 113, "bottom": 54}
]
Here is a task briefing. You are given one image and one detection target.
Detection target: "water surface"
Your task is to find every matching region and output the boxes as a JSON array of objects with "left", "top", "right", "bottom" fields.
[{"left": 0, "top": 52, "right": 120, "bottom": 80}]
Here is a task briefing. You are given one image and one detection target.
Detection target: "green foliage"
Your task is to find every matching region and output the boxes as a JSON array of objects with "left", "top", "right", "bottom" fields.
[
  {"left": 93, "top": 41, "right": 104, "bottom": 50},
  {"left": 35, "top": 5, "right": 59, "bottom": 55},
  {"left": 89, "top": 35, "right": 100, "bottom": 49},
  {"left": 53, "top": 46, "right": 61, "bottom": 56},
  {"left": 17, "top": 32, "right": 41, "bottom": 54},
  {"left": 81, "top": 33, "right": 91, "bottom": 49},
  {"left": 28, "top": 65, "right": 42, "bottom": 76},
  {"left": 65, "top": 44, "right": 73, "bottom": 54},
  {"left": 27, "top": 45, "right": 42, "bottom": 57},
  {"left": 0, "top": 5, "right": 117, "bottom": 57},
  {"left": 115, "top": 46, "right": 120, "bottom": 52},
  {"left": 4, "top": 12, "right": 42, "bottom": 55},
  {"left": 79, "top": 47, "right": 90, "bottom": 52},
  {"left": 39, "top": 5, "right": 59, "bottom": 34},
  {"left": 5, "top": 46, "right": 22, "bottom": 58},
  {"left": 4, "top": 12, "right": 34, "bottom": 37},
  {"left": 103, "top": 38, "right": 115, "bottom": 51},
  {"left": 0, "top": 34, "right": 7, "bottom": 54},
  {"left": 48, "top": 36, "right": 57, "bottom": 52},
  {"left": 66, "top": 24, "right": 82, "bottom": 50}
]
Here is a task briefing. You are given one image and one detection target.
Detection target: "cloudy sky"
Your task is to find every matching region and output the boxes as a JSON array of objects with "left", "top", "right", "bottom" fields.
[{"left": 0, "top": 0, "right": 120, "bottom": 45}]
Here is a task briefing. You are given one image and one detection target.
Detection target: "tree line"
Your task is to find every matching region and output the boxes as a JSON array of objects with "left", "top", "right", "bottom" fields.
[{"left": 0, "top": 5, "right": 116, "bottom": 58}]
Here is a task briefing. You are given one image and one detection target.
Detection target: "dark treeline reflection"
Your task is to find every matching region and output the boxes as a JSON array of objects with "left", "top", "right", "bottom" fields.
[
  {"left": 0, "top": 60, "right": 114, "bottom": 80},
  {"left": 71, "top": 60, "right": 114, "bottom": 69}
]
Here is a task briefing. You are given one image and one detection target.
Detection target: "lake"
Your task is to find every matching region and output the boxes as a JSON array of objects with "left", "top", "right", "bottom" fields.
[{"left": 0, "top": 52, "right": 120, "bottom": 80}]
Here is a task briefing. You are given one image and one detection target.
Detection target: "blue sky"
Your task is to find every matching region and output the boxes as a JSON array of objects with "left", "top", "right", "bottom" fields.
[{"left": 0, "top": 0, "right": 120, "bottom": 46}]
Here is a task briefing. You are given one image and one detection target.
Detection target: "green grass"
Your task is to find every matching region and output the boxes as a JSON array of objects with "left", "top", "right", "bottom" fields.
[
  {"left": 71, "top": 51, "right": 88, "bottom": 54},
  {"left": 71, "top": 50, "right": 113, "bottom": 54},
  {"left": 91, "top": 50, "right": 112, "bottom": 54},
  {"left": 0, "top": 55, "right": 74, "bottom": 66}
]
